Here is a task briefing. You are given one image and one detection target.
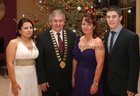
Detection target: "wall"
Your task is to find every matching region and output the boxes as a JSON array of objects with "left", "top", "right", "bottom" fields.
[
  {"left": 0, "top": 0, "right": 43, "bottom": 60},
  {"left": 17, "top": 0, "right": 48, "bottom": 34},
  {"left": 136, "top": 0, "right": 140, "bottom": 51},
  {"left": 17, "top": 0, "right": 42, "bottom": 21},
  {"left": 0, "top": 0, "right": 16, "bottom": 59}
]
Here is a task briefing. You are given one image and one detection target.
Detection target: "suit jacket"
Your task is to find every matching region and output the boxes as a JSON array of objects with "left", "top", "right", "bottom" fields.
[
  {"left": 104, "top": 28, "right": 139, "bottom": 95},
  {"left": 35, "top": 28, "right": 76, "bottom": 91}
]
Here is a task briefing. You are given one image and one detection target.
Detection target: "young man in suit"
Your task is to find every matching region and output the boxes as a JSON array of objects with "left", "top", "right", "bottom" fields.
[
  {"left": 35, "top": 9, "right": 76, "bottom": 96},
  {"left": 103, "top": 6, "right": 139, "bottom": 96}
]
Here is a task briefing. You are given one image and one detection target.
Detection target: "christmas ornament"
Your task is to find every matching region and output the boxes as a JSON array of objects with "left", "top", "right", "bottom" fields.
[
  {"left": 34, "top": 18, "right": 39, "bottom": 23},
  {"left": 22, "top": 14, "right": 25, "bottom": 17},
  {"left": 65, "top": 5, "right": 69, "bottom": 11},
  {"left": 85, "top": 7, "right": 90, "bottom": 12},
  {"left": 39, "top": 0, "right": 42, "bottom": 4},
  {"left": 128, "top": 9, "right": 131, "bottom": 13},
  {"left": 91, "top": 6, "right": 94, "bottom": 9},
  {"left": 72, "top": 29, "right": 76, "bottom": 33},
  {"left": 93, "top": 8, "right": 96, "bottom": 12},
  {"left": 77, "top": 6, "right": 81, "bottom": 11}
]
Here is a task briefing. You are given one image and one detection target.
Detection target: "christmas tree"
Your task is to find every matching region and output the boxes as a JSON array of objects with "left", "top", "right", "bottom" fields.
[{"left": 34, "top": 0, "right": 107, "bottom": 36}]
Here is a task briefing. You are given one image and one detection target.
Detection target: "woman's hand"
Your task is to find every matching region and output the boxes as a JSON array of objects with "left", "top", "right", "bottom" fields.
[
  {"left": 72, "top": 77, "right": 75, "bottom": 88},
  {"left": 90, "top": 84, "right": 98, "bottom": 95},
  {"left": 12, "top": 82, "right": 21, "bottom": 96}
]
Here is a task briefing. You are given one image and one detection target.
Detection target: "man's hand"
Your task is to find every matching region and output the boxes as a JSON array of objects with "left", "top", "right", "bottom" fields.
[
  {"left": 39, "top": 82, "right": 49, "bottom": 92},
  {"left": 127, "top": 91, "right": 135, "bottom": 96}
]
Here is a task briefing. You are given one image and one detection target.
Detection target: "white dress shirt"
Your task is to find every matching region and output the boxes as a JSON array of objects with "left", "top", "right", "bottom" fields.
[{"left": 52, "top": 30, "right": 63, "bottom": 47}]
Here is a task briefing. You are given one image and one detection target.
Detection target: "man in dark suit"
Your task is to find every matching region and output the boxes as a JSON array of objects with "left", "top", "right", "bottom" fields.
[
  {"left": 103, "top": 6, "right": 139, "bottom": 96},
  {"left": 35, "top": 9, "right": 76, "bottom": 96}
]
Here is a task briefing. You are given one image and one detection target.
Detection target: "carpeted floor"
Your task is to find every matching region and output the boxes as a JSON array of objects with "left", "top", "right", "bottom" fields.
[{"left": 0, "top": 75, "right": 9, "bottom": 96}]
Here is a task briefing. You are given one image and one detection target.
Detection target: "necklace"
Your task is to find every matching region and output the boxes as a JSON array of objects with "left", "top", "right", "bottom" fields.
[
  {"left": 18, "top": 37, "right": 33, "bottom": 51},
  {"left": 50, "top": 30, "right": 68, "bottom": 69}
]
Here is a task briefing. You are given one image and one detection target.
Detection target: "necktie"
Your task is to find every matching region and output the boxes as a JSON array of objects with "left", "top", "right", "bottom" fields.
[
  {"left": 110, "top": 31, "right": 116, "bottom": 52},
  {"left": 57, "top": 32, "right": 63, "bottom": 55}
]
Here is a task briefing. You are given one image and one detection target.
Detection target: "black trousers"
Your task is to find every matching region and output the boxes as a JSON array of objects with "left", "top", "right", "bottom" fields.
[{"left": 104, "top": 83, "right": 126, "bottom": 96}]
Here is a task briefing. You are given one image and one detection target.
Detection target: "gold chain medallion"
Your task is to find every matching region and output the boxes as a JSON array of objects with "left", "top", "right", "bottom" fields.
[
  {"left": 50, "top": 30, "right": 68, "bottom": 69},
  {"left": 60, "top": 61, "right": 66, "bottom": 69}
]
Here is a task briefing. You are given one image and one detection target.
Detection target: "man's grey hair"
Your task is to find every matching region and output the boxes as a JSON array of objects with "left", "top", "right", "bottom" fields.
[{"left": 48, "top": 9, "right": 65, "bottom": 21}]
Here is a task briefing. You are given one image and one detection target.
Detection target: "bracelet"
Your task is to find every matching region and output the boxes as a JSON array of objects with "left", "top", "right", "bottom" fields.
[{"left": 93, "top": 82, "right": 98, "bottom": 86}]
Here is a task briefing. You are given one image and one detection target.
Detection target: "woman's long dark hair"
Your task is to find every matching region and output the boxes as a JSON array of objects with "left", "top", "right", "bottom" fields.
[
  {"left": 81, "top": 12, "right": 103, "bottom": 38},
  {"left": 17, "top": 18, "right": 35, "bottom": 39}
]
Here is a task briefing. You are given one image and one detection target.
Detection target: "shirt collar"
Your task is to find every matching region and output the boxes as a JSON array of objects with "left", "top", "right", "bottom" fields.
[
  {"left": 110, "top": 24, "right": 123, "bottom": 33},
  {"left": 52, "top": 29, "right": 63, "bottom": 36}
]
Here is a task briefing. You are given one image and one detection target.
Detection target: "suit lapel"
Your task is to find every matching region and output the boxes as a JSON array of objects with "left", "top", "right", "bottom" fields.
[
  {"left": 104, "top": 32, "right": 110, "bottom": 55},
  {"left": 47, "top": 29, "right": 57, "bottom": 53},
  {"left": 65, "top": 30, "right": 70, "bottom": 56},
  {"left": 110, "top": 28, "right": 125, "bottom": 56},
  {"left": 46, "top": 29, "right": 53, "bottom": 42}
]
